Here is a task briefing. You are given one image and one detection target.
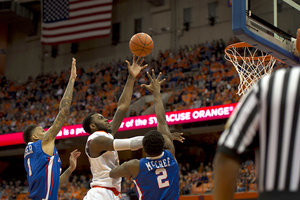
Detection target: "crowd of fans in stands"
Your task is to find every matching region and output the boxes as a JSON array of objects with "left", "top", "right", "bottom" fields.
[
  {"left": 0, "top": 160, "right": 256, "bottom": 199},
  {"left": 0, "top": 37, "right": 287, "bottom": 134},
  {"left": 2, "top": 161, "right": 256, "bottom": 199}
]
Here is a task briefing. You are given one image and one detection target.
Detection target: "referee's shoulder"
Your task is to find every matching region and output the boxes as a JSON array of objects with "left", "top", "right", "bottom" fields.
[
  {"left": 271, "top": 67, "right": 290, "bottom": 75},
  {"left": 262, "top": 67, "right": 293, "bottom": 82}
]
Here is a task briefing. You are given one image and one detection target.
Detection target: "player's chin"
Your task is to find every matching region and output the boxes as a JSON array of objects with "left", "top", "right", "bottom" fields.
[{"left": 107, "top": 128, "right": 113, "bottom": 134}]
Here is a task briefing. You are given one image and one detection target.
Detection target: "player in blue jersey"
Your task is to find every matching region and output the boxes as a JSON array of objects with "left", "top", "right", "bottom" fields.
[
  {"left": 23, "top": 58, "right": 81, "bottom": 200},
  {"left": 109, "top": 70, "right": 183, "bottom": 200}
]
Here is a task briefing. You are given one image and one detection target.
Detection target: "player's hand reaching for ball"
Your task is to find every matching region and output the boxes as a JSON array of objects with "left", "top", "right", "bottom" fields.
[
  {"left": 126, "top": 55, "right": 148, "bottom": 78},
  {"left": 141, "top": 69, "right": 166, "bottom": 94},
  {"left": 69, "top": 149, "right": 81, "bottom": 172},
  {"left": 171, "top": 132, "right": 185, "bottom": 143},
  {"left": 70, "top": 58, "right": 77, "bottom": 80}
]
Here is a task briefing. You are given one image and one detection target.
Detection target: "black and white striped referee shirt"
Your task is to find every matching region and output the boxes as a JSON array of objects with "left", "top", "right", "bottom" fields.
[{"left": 217, "top": 67, "right": 300, "bottom": 200}]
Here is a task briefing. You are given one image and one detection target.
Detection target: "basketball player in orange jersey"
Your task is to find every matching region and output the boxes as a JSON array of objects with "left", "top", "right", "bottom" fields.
[{"left": 82, "top": 55, "right": 147, "bottom": 200}]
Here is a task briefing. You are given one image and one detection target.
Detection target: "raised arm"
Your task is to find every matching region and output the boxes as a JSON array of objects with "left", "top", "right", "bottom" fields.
[
  {"left": 141, "top": 70, "right": 176, "bottom": 157},
  {"left": 59, "top": 149, "right": 81, "bottom": 186},
  {"left": 110, "top": 55, "right": 147, "bottom": 135},
  {"left": 42, "top": 58, "right": 77, "bottom": 156}
]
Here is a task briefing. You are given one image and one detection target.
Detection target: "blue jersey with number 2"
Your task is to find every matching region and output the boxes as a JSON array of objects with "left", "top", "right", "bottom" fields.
[
  {"left": 133, "top": 150, "right": 179, "bottom": 200},
  {"left": 24, "top": 140, "right": 62, "bottom": 200}
]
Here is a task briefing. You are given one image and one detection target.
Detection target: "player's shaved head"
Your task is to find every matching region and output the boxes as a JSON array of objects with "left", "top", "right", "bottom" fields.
[
  {"left": 143, "top": 130, "right": 165, "bottom": 156},
  {"left": 23, "top": 124, "right": 38, "bottom": 145}
]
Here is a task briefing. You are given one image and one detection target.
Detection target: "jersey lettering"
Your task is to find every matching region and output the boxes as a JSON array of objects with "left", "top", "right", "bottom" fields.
[
  {"left": 24, "top": 145, "right": 33, "bottom": 157},
  {"left": 145, "top": 157, "right": 171, "bottom": 171},
  {"left": 27, "top": 158, "right": 32, "bottom": 176},
  {"left": 155, "top": 168, "right": 170, "bottom": 188}
]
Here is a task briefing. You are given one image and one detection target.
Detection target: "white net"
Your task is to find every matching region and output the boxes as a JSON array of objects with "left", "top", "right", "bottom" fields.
[{"left": 225, "top": 43, "right": 277, "bottom": 96}]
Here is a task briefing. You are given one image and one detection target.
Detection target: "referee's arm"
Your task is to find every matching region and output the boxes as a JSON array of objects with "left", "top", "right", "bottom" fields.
[{"left": 213, "top": 83, "right": 260, "bottom": 200}]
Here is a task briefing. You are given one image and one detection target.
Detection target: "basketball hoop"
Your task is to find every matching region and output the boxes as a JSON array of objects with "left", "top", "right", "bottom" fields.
[{"left": 225, "top": 42, "right": 278, "bottom": 96}]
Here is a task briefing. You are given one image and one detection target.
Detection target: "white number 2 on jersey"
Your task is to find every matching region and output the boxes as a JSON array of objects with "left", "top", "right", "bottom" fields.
[
  {"left": 155, "top": 168, "right": 170, "bottom": 188},
  {"left": 27, "top": 158, "right": 32, "bottom": 176}
]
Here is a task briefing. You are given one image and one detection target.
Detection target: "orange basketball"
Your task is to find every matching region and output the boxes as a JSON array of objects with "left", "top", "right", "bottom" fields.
[{"left": 129, "top": 33, "right": 153, "bottom": 57}]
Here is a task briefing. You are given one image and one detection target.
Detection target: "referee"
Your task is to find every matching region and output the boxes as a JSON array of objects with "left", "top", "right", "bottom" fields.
[{"left": 214, "top": 67, "right": 300, "bottom": 200}]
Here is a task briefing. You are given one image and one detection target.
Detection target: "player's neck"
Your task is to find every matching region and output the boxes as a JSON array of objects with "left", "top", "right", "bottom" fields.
[{"left": 146, "top": 152, "right": 164, "bottom": 159}]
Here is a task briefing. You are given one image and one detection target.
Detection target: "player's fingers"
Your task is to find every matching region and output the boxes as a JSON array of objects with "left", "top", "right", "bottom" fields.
[
  {"left": 159, "top": 78, "right": 166, "bottom": 84},
  {"left": 72, "top": 58, "right": 76, "bottom": 67},
  {"left": 133, "top": 54, "right": 136, "bottom": 63},
  {"left": 141, "top": 85, "right": 150, "bottom": 90},
  {"left": 125, "top": 60, "right": 130, "bottom": 68},
  {"left": 157, "top": 72, "right": 162, "bottom": 80},
  {"left": 146, "top": 71, "right": 153, "bottom": 81},
  {"left": 152, "top": 69, "right": 156, "bottom": 79},
  {"left": 139, "top": 58, "right": 144, "bottom": 66},
  {"left": 71, "top": 149, "right": 78, "bottom": 154},
  {"left": 141, "top": 64, "right": 148, "bottom": 70},
  {"left": 136, "top": 56, "right": 141, "bottom": 64},
  {"left": 75, "top": 152, "right": 81, "bottom": 158}
]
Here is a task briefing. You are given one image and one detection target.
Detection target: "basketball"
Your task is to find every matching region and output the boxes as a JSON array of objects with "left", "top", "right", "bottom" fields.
[{"left": 129, "top": 33, "right": 153, "bottom": 57}]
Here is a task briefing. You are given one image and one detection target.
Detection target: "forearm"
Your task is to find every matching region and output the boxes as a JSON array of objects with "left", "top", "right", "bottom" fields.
[
  {"left": 213, "top": 153, "right": 240, "bottom": 200},
  {"left": 153, "top": 92, "right": 167, "bottom": 124},
  {"left": 59, "top": 167, "right": 73, "bottom": 186},
  {"left": 117, "top": 74, "right": 135, "bottom": 109},
  {"left": 113, "top": 136, "right": 144, "bottom": 151},
  {"left": 153, "top": 92, "right": 172, "bottom": 138},
  {"left": 59, "top": 77, "right": 75, "bottom": 110}
]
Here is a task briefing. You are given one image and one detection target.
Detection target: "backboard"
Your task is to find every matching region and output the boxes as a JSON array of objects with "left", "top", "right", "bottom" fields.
[{"left": 232, "top": 0, "right": 300, "bottom": 66}]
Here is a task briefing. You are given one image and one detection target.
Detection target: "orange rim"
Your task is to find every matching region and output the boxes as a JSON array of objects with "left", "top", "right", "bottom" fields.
[{"left": 225, "top": 42, "right": 275, "bottom": 61}]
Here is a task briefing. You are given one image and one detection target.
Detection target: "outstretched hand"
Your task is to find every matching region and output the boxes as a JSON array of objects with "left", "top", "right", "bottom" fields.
[
  {"left": 70, "top": 58, "right": 77, "bottom": 79},
  {"left": 69, "top": 149, "right": 81, "bottom": 172},
  {"left": 171, "top": 132, "right": 185, "bottom": 143},
  {"left": 126, "top": 55, "right": 148, "bottom": 78},
  {"left": 141, "top": 69, "right": 166, "bottom": 94}
]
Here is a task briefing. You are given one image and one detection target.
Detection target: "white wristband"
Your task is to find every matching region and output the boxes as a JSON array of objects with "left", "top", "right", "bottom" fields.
[{"left": 113, "top": 136, "right": 144, "bottom": 151}]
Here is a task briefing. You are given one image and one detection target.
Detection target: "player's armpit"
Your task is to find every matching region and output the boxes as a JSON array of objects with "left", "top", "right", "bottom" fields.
[
  {"left": 109, "top": 159, "right": 140, "bottom": 179},
  {"left": 89, "top": 136, "right": 114, "bottom": 157},
  {"left": 213, "top": 152, "right": 240, "bottom": 200}
]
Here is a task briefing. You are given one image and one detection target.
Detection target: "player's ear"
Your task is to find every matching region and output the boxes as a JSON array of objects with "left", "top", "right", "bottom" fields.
[
  {"left": 90, "top": 123, "right": 96, "bottom": 131},
  {"left": 31, "top": 133, "right": 39, "bottom": 141}
]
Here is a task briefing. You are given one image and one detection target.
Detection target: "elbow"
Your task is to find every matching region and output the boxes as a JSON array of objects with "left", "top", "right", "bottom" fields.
[{"left": 118, "top": 104, "right": 129, "bottom": 112}]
